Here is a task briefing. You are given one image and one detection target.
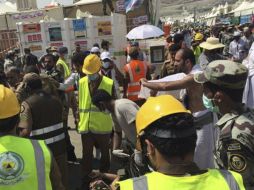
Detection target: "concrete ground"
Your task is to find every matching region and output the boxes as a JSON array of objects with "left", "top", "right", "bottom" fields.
[
  {"left": 67, "top": 113, "right": 111, "bottom": 190},
  {"left": 68, "top": 114, "right": 82, "bottom": 190}
]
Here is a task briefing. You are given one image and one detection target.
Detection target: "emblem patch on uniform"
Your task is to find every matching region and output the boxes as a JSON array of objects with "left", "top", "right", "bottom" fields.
[
  {"left": 0, "top": 152, "right": 26, "bottom": 185},
  {"left": 229, "top": 154, "right": 247, "bottom": 172},
  {"left": 135, "top": 66, "right": 141, "bottom": 74},
  {"left": 228, "top": 143, "right": 241, "bottom": 151}
]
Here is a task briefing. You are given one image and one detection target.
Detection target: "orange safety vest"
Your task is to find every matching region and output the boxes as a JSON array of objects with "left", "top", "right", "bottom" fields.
[{"left": 124, "top": 60, "right": 147, "bottom": 101}]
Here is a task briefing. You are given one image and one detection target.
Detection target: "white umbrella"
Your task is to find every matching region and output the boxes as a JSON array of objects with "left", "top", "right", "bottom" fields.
[{"left": 126, "top": 24, "right": 164, "bottom": 40}]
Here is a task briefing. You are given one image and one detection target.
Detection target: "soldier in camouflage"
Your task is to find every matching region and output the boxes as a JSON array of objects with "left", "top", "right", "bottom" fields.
[
  {"left": 194, "top": 60, "right": 254, "bottom": 189},
  {"left": 221, "top": 27, "right": 234, "bottom": 57},
  {"left": 43, "top": 53, "right": 77, "bottom": 162},
  {"left": 15, "top": 55, "right": 62, "bottom": 104}
]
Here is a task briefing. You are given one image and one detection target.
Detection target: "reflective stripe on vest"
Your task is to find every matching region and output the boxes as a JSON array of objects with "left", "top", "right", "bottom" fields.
[
  {"left": 30, "top": 122, "right": 65, "bottom": 145},
  {"left": 78, "top": 76, "right": 113, "bottom": 134},
  {"left": 125, "top": 60, "right": 147, "bottom": 101},
  {"left": 133, "top": 176, "right": 148, "bottom": 190},
  {"left": 131, "top": 171, "right": 240, "bottom": 190},
  {"left": 0, "top": 136, "right": 52, "bottom": 190},
  {"left": 56, "top": 59, "right": 71, "bottom": 78},
  {"left": 128, "top": 91, "right": 140, "bottom": 96},
  {"left": 119, "top": 170, "right": 243, "bottom": 190},
  {"left": 31, "top": 140, "right": 46, "bottom": 190},
  {"left": 219, "top": 170, "right": 240, "bottom": 190},
  {"left": 44, "top": 133, "right": 65, "bottom": 145},
  {"left": 79, "top": 108, "right": 101, "bottom": 113},
  {"left": 30, "top": 123, "right": 63, "bottom": 136}
]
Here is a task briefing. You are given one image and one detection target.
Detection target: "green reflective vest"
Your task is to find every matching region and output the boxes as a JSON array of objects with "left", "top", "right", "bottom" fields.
[
  {"left": 119, "top": 170, "right": 245, "bottom": 190},
  {"left": 194, "top": 45, "right": 202, "bottom": 64},
  {"left": 78, "top": 76, "right": 113, "bottom": 134},
  {"left": 0, "top": 135, "right": 52, "bottom": 190},
  {"left": 56, "top": 58, "right": 71, "bottom": 79}
]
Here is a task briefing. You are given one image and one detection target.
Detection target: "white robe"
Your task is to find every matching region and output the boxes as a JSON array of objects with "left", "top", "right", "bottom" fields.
[
  {"left": 242, "top": 42, "right": 254, "bottom": 108},
  {"left": 193, "top": 110, "right": 219, "bottom": 169}
]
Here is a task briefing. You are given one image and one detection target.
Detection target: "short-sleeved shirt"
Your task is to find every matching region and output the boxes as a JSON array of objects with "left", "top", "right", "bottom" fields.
[
  {"left": 19, "top": 101, "right": 33, "bottom": 130},
  {"left": 112, "top": 99, "right": 139, "bottom": 146}
]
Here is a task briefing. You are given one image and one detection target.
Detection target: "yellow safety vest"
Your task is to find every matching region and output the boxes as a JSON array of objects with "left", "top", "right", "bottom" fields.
[
  {"left": 119, "top": 170, "right": 245, "bottom": 190},
  {"left": 78, "top": 76, "right": 113, "bottom": 134},
  {"left": 56, "top": 58, "right": 71, "bottom": 79},
  {"left": 194, "top": 45, "right": 202, "bottom": 64},
  {"left": 0, "top": 135, "right": 52, "bottom": 190}
]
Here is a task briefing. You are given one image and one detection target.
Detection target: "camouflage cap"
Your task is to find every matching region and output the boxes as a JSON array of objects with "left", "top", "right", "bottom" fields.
[
  {"left": 23, "top": 73, "right": 41, "bottom": 86},
  {"left": 194, "top": 60, "right": 248, "bottom": 89}
]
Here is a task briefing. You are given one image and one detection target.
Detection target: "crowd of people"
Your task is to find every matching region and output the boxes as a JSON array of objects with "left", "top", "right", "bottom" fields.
[{"left": 0, "top": 23, "right": 254, "bottom": 190}]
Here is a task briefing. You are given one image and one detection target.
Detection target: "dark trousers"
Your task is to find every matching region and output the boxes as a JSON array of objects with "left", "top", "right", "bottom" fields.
[
  {"left": 55, "top": 153, "right": 69, "bottom": 190},
  {"left": 64, "top": 127, "right": 76, "bottom": 161},
  {"left": 81, "top": 133, "right": 110, "bottom": 176}
]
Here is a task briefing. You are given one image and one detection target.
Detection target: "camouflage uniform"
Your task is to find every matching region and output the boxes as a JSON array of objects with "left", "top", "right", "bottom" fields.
[
  {"left": 45, "top": 68, "right": 77, "bottom": 161},
  {"left": 15, "top": 72, "right": 61, "bottom": 103},
  {"left": 194, "top": 60, "right": 254, "bottom": 189},
  {"left": 221, "top": 33, "right": 233, "bottom": 57},
  {"left": 215, "top": 106, "right": 254, "bottom": 189}
]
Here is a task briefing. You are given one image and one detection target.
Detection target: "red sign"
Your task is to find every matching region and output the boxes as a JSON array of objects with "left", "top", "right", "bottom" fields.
[
  {"left": 50, "top": 42, "right": 64, "bottom": 47},
  {"left": 27, "top": 34, "right": 42, "bottom": 42},
  {"left": 23, "top": 24, "right": 41, "bottom": 33}
]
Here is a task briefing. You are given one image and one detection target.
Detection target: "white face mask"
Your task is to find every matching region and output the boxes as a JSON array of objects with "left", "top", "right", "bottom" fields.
[
  {"left": 52, "top": 52, "right": 58, "bottom": 56},
  {"left": 103, "top": 62, "right": 110, "bottom": 69},
  {"left": 88, "top": 73, "right": 99, "bottom": 81},
  {"left": 63, "top": 54, "right": 68, "bottom": 60},
  {"left": 127, "top": 55, "right": 131, "bottom": 63}
]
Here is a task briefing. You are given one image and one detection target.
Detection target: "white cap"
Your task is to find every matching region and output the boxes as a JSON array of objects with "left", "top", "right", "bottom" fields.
[
  {"left": 90, "top": 47, "right": 100, "bottom": 53},
  {"left": 233, "top": 31, "right": 241, "bottom": 37},
  {"left": 100, "top": 51, "right": 112, "bottom": 61},
  {"left": 243, "top": 27, "right": 249, "bottom": 32}
]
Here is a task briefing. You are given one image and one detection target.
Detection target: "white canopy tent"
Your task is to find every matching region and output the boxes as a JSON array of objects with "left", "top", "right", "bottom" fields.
[
  {"left": 239, "top": 1, "right": 254, "bottom": 16},
  {"left": 74, "top": 0, "right": 102, "bottom": 6},
  {"left": 0, "top": 0, "right": 16, "bottom": 14},
  {"left": 230, "top": 0, "right": 253, "bottom": 16}
]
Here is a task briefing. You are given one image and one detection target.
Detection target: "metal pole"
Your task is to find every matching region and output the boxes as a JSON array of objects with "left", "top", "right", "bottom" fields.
[
  {"left": 194, "top": 7, "right": 196, "bottom": 24},
  {"left": 4, "top": 14, "right": 11, "bottom": 51}
]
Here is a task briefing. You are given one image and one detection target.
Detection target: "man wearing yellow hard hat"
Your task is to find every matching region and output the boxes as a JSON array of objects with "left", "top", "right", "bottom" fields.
[
  {"left": 192, "top": 32, "right": 204, "bottom": 63},
  {"left": 116, "top": 95, "right": 245, "bottom": 190},
  {"left": 78, "top": 54, "right": 114, "bottom": 189},
  {"left": 0, "top": 85, "right": 65, "bottom": 190}
]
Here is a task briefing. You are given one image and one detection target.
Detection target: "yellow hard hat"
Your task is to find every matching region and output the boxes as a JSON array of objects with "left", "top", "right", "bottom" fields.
[
  {"left": 136, "top": 95, "right": 191, "bottom": 136},
  {"left": 0, "top": 85, "right": 20, "bottom": 119},
  {"left": 195, "top": 33, "right": 204, "bottom": 41},
  {"left": 82, "top": 54, "right": 102, "bottom": 75}
]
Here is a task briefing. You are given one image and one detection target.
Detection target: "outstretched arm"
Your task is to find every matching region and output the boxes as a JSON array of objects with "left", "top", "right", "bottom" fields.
[{"left": 141, "top": 74, "right": 194, "bottom": 91}]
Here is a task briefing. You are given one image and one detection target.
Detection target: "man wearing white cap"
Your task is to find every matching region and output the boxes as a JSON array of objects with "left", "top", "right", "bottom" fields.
[
  {"left": 90, "top": 47, "right": 101, "bottom": 57},
  {"left": 198, "top": 37, "right": 225, "bottom": 70},
  {"left": 229, "top": 31, "right": 248, "bottom": 63},
  {"left": 242, "top": 27, "right": 253, "bottom": 51},
  {"left": 100, "top": 52, "right": 123, "bottom": 98}
]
